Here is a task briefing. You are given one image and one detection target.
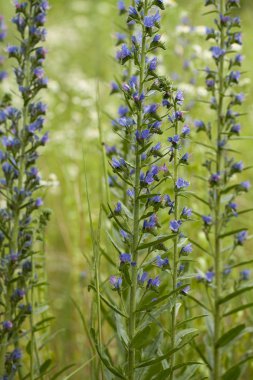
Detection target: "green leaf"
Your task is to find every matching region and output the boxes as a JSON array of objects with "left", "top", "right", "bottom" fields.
[
  {"left": 187, "top": 294, "right": 211, "bottom": 311},
  {"left": 136, "top": 333, "right": 198, "bottom": 368},
  {"left": 218, "top": 286, "right": 253, "bottom": 305},
  {"left": 228, "top": 259, "right": 253, "bottom": 269},
  {"left": 188, "top": 239, "right": 211, "bottom": 255},
  {"left": 132, "top": 325, "right": 152, "bottom": 349},
  {"left": 175, "top": 328, "right": 198, "bottom": 346},
  {"left": 222, "top": 366, "right": 241, "bottom": 380},
  {"left": 176, "top": 314, "right": 207, "bottom": 328},
  {"left": 216, "top": 324, "right": 245, "bottom": 348},
  {"left": 115, "top": 313, "right": 129, "bottom": 348},
  {"left": 138, "top": 193, "right": 161, "bottom": 200},
  {"left": 222, "top": 355, "right": 253, "bottom": 380},
  {"left": 90, "top": 328, "right": 126, "bottom": 379},
  {"left": 223, "top": 302, "right": 253, "bottom": 317},
  {"left": 219, "top": 228, "right": 247, "bottom": 239},
  {"left": 89, "top": 284, "right": 128, "bottom": 318},
  {"left": 187, "top": 191, "right": 209, "bottom": 206},
  {"left": 238, "top": 208, "right": 253, "bottom": 215},
  {"left": 50, "top": 364, "right": 76, "bottom": 380},
  {"left": 137, "top": 283, "right": 189, "bottom": 311},
  {"left": 138, "top": 234, "right": 176, "bottom": 251},
  {"left": 40, "top": 359, "right": 53, "bottom": 374}
]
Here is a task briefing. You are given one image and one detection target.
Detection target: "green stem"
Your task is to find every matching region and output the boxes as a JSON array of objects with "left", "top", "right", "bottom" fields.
[
  {"left": 128, "top": 3, "right": 147, "bottom": 379},
  {"left": 169, "top": 105, "right": 179, "bottom": 380},
  {"left": 213, "top": 1, "right": 225, "bottom": 379}
]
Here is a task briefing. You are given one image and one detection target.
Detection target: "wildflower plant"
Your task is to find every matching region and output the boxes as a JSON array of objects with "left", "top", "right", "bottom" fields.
[
  {"left": 91, "top": 1, "right": 197, "bottom": 379},
  {"left": 0, "top": 1, "right": 51, "bottom": 378},
  {"left": 192, "top": 0, "right": 252, "bottom": 378}
]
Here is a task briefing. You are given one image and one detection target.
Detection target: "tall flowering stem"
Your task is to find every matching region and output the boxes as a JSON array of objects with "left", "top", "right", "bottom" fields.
[
  {"left": 0, "top": 1, "right": 49, "bottom": 378},
  {"left": 95, "top": 1, "right": 194, "bottom": 379},
  {"left": 194, "top": 0, "right": 251, "bottom": 378}
]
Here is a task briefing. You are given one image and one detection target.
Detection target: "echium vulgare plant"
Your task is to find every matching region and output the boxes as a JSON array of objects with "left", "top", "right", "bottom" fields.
[
  {"left": 193, "top": 0, "right": 252, "bottom": 378},
  {"left": 92, "top": 1, "right": 198, "bottom": 379},
  {"left": 0, "top": 1, "right": 50, "bottom": 379}
]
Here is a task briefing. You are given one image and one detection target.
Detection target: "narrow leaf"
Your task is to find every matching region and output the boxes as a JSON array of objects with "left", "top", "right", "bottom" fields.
[{"left": 216, "top": 324, "right": 245, "bottom": 348}]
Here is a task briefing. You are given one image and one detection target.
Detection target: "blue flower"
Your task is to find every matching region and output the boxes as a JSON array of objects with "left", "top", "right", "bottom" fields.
[
  {"left": 156, "top": 255, "right": 169, "bottom": 269},
  {"left": 118, "top": 0, "right": 126, "bottom": 14},
  {"left": 147, "top": 276, "right": 160, "bottom": 289},
  {"left": 176, "top": 177, "right": 189, "bottom": 190},
  {"left": 120, "top": 253, "right": 131, "bottom": 264},
  {"left": 116, "top": 44, "right": 132, "bottom": 63},
  {"left": 175, "top": 90, "right": 184, "bottom": 105},
  {"left": 181, "top": 125, "right": 190, "bottom": 137},
  {"left": 138, "top": 272, "right": 148, "bottom": 285},
  {"left": 143, "top": 214, "right": 158, "bottom": 232},
  {"left": 240, "top": 269, "right": 250, "bottom": 281},
  {"left": 206, "top": 271, "right": 215, "bottom": 283},
  {"left": 238, "top": 181, "right": 250, "bottom": 192},
  {"left": 209, "top": 172, "right": 221, "bottom": 186},
  {"left": 135, "top": 129, "right": 151, "bottom": 144},
  {"left": 170, "top": 220, "right": 182, "bottom": 233},
  {"left": 202, "top": 215, "right": 212, "bottom": 226},
  {"left": 181, "top": 207, "right": 192, "bottom": 219},
  {"left": 180, "top": 153, "right": 189, "bottom": 165},
  {"left": 114, "top": 201, "right": 122, "bottom": 215},
  {"left": 235, "top": 230, "right": 247, "bottom": 246},
  {"left": 229, "top": 71, "right": 241, "bottom": 84},
  {"left": 147, "top": 57, "right": 158, "bottom": 71},
  {"left": 194, "top": 120, "right": 205, "bottom": 132},
  {"left": 144, "top": 12, "right": 161, "bottom": 29},
  {"left": 210, "top": 46, "right": 225, "bottom": 60},
  {"left": 181, "top": 243, "right": 192, "bottom": 255},
  {"left": 110, "top": 276, "right": 122, "bottom": 290},
  {"left": 144, "top": 103, "right": 159, "bottom": 115},
  {"left": 112, "top": 157, "right": 127, "bottom": 170},
  {"left": 168, "top": 134, "right": 180, "bottom": 147}
]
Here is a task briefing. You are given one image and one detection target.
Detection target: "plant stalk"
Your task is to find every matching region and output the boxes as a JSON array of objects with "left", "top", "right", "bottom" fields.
[{"left": 128, "top": 2, "right": 147, "bottom": 379}]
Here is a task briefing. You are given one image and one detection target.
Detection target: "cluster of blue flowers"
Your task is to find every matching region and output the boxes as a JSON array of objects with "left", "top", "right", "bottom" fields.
[
  {"left": 101, "top": 0, "right": 195, "bottom": 378},
  {"left": 0, "top": 1, "right": 49, "bottom": 378},
  {"left": 193, "top": 0, "right": 251, "bottom": 378}
]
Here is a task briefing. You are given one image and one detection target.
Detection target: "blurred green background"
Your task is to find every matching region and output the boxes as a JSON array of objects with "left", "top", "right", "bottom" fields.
[{"left": 0, "top": 0, "right": 253, "bottom": 378}]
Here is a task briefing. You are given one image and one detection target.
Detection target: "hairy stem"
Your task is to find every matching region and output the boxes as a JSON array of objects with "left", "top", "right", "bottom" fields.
[
  {"left": 213, "top": 0, "right": 225, "bottom": 379},
  {"left": 128, "top": 2, "right": 147, "bottom": 379},
  {"left": 170, "top": 106, "right": 179, "bottom": 380}
]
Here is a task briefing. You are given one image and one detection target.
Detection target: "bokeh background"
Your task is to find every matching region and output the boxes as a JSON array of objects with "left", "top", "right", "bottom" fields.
[{"left": 0, "top": 0, "right": 253, "bottom": 378}]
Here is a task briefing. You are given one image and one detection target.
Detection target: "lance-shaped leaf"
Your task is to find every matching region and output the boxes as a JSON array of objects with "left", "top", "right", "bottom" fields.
[
  {"left": 137, "top": 234, "right": 176, "bottom": 251},
  {"left": 223, "top": 302, "right": 253, "bottom": 317},
  {"left": 216, "top": 324, "right": 245, "bottom": 348},
  {"left": 89, "top": 284, "right": 128, "bottom": 318},
  {"left": 218, "top": 286, "right": 253, "bottom": 305}
]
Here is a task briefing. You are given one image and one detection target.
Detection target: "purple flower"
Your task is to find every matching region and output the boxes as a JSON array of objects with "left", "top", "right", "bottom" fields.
[
  {"left": 143, "top": 214, "right": 158, "bottom": 232},
  {"left": 112, "top": 157, "right": 127, "bottom": 170},
  {"left": 144, "top": 12, "right": 161, "bottom": 28},
  {"left": 194, "top": 120, "right": 205, "bottom": 132},
  {"left": 235, "top": 230, "right": 247, "bottom": 246},
  {"left": 3, "top": 320, "right": 13, "bottom": 330},
  {"left": 182, "top": 125, "right": 190, "bottom": 137},
  {"left": 147, "top": 276, "right": 160, "bottom": 289},
  {"left": 138, "top": 272, "right": 148, "bottom": 285},
  {"left": 156, "top": 255, "right": 169, "bottom": 269},
  {"left": 135, "top": 129, "right": 151, "bottom": 143},
  {"left": 210, "top": 46, "right": 225, "bottom": 60},
  {"left": 11, "top": 348, "right": 22, "bottom": 362},
  {"left": 110, "top": 276, "right": 122, "bottom": 290},
  {"left": 209, "top": 172, "right": 221, "bottom": 186},
  {"left": 229, "top": 71, "right": 241, "bottom": 84},
  {"left": 230, "top": 124, "right": 241, "bottom": 135},
  {"left": 170, "top": 220, "right": 182, "bottom": 233},
  {"left": 114, "top": 201, "right": 122, "bottom": 214},
  {"left": 168, "top": 134, "right": 180, "bottom": 147},
  {"left": 181, "top": 207, "right": 192, "bottom": 219},
  {"left": 120, "top": 229, "right": 129, "bottom": 241},
  {"left": 202, "top": 215, "right": 212, "bottom": 226},
  {"left": 116, "top": 32, "right": 126, "bottom": 45},
  {"left": 116, "top": 44, "right": 132, "bottom": 62},
  {"left": 238, "top": 181, "right": 250, "bottom": 192},
  {"left": 110, "top": 81, "right": 119, "bottom": 94},
  {"left": 240, "top": 269, "right": 250, "bottom": 281},
  {"left": 120, "top": 253, "right": 131, "bottom": 264},
  {"left": 176, "top": 177, "right": 190, "bottom": 190},
  {"left": 206, "top": 271, "right": 215, "bottom": 283},
  {"left": 118, "top": 0, "right": 126, "bottom": 14},
  {"left": 129, "top": 6, "right": 138, "bottom": 18},
  {"left": 180, "top": 153, "right": 189, "bottom": 164},
  {"left": 148, "top": 57, "right": 158, "bottom": 71},
  {"left": 231, "top": 161, "right": 243, "bottom": 174},
  {"left": 175, "top": 90, "right": 184, "bottom": 105},
  {"left": 35, "top": 198, "right": 43, "bottom": 208},
  {"left": 144, "top": 103, "right": 159, "bottom": 115},
  {"left": 181, "top": 243, "right": 192, "bottom": 255}
]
